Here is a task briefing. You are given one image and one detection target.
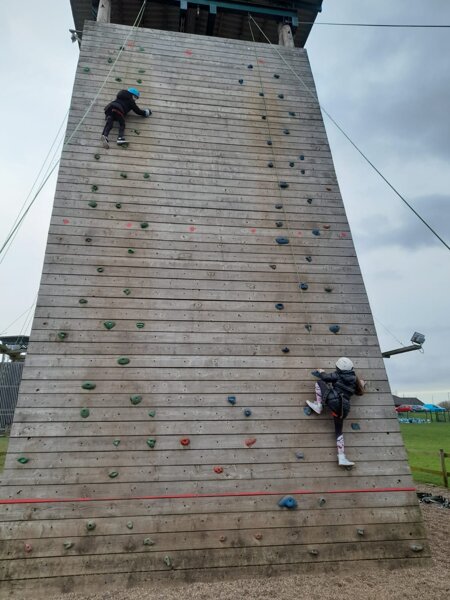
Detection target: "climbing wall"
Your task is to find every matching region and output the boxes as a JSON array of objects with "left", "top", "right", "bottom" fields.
[{"left": 0, "top": 21, "right": 429, "bottom": 597}]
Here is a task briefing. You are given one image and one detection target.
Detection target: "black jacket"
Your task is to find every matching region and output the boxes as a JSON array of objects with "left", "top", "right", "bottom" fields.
[
  {"left": 105, "top": 90, "right": 146, "bottom": 117},
  {"left": 318, "top": 369, "right": 357, "bottom": 401}
]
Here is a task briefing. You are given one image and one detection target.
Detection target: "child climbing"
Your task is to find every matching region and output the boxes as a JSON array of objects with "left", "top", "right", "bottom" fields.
[
  {"left": 101, "top": 87, "right": 151, "bottom": 148},
  {"left": 306, "top": 357, "right": 365, "bottom": 468}
]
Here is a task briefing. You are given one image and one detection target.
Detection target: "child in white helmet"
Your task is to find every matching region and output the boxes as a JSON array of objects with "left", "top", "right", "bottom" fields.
[
  {"left": 307, "top": 357, "right": 365, "bottom": 467},
  {"left": 101, "top": 87, "right": 151, "bottom": 148}
]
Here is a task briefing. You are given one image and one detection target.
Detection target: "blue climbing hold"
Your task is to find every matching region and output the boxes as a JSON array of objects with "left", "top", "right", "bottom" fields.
[
  {"left": 243, "top": 409, "right": 252, "bottom": 417},
  {"left": 259, "top": 92, "right": 264, "bottom": 97},
  {"left": 307, "top": 198, "right": 313, "bottom": 204},
  {"left": 299, "top": 282, "right": 309, "bottom": 291},
  {"left": 283, "top": 129, "right": 290, "bottom": 135},
  {"left": 312, "top": 229, "right": 321, "bottom": 236},
  {"left": 248, "top": 64, "right": 253, "bottom": 69},
  {"left": 273, "top": 74, "right": 280, "bottom": 79},
  {"left": 278, "top": 495, "right": 297, "bottom": 509},
  {"left": 329, "top": 325, "right": 340, "bottom": 334},
  {"left": 227, "top": 395, "right": 236, "bottom": 405},
  {"left": 278, "top": 181, "right": 289, "bottom": 189},
  {"left": 289, "top": 111, "right": 296, "bottom": 116},
  {"left": 351, "top": 422, "right": 361, "bottom": 431},
  {"left": 238, "top": 79, "right": 244, "bottom": 84},
  {"left": 296, "top": 451, "right": 305, "bottom": 460},
  {"left": 305, "top": 256, "right": 312, "bottom": 262},
  {"left": 304, "top": 406, "right": 312, "bottom": 416},
  {"left": 267, "top": 162, "right": 274, "bottom": 168},
  {"left": 300, "top": 155, "right": 305, "bottom": 160},
  {"left": 281, "top": 347, "right": 290, "bottom": 353},
  {"left": 289, "top": 162, "right": 295, "bottom": 167},
  {"left": 311, "top": 370, "right": 322, "bottom": 377},
  {"left": 275, "top": 303, "right": 284, "bottom": 310},
  {"left": 278, "top": 93, "right": 284, "bottom": 99},
  {"left": 276, "top": 237, "right": 289, "bottom": 245},
  {"left": 267, "top": 140, "right": 272, "bottom": 146}
]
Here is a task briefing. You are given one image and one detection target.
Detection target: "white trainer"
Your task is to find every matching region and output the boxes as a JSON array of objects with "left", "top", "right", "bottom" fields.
[
  {"left": 101, "top": 135, "right": 109, "bottom": 149},
  {"left": 338, "top": 454, "right": 355, "bottom": 467},
  {"left": 306, "top": 400, "right": 323, "bottom": 414}
]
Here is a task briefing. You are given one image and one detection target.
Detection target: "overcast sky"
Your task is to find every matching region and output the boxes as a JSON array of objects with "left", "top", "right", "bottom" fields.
[{"left": 0, "top": 1, "right": 449, "bottom": 403}]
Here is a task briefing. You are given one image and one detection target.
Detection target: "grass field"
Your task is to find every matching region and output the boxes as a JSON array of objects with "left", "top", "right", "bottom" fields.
[
  {"left": 0, "top": 436, "right": 9, "bottom": 472},
  {"left": 400, "top": 421, "right": 450, "bottom": 487}
]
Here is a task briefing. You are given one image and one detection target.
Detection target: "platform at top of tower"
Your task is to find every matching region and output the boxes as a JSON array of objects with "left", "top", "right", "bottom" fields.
[{"left": 70, "top": 0, "right": 323, "bottom": 47}]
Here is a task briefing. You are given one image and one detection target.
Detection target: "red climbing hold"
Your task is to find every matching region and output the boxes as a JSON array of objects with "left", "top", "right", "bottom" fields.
[
  {"left": 323, "top": 224, "right": 330, "bottom": 230},
  {"left": 257, "top": 59, "right": 265, "bottom": 64},
  {"left": 213, "top": 466, "right": 223, "bottom": 474},
  {"left": 24, "top": 543, "right": 32, "bottom": 553},
  {"left": 189, "top": 226, "right": 196, "bottom": 232},
  {"left": 126, "top": 223, "right": 133, "bottom": 228},
  {"left": 63, "top": 219, "right": 70, "bottom": 225},
  {"left": 249, "top": 228, "right": 256, "bottom": 234},
  {"left": 180, "top": 438, "right": 190, "bottom": 446},
  {"left": 339, "top": 232, "right": 348, "bottom": 238},
  {"left": 245, "top": 438, "right": 257, "bottom": 448},
  {"left": 127, "top": 40, "right": 135, "bottom": 47},
  {"left": 184, "top": 49, "right": 193, "bottom": 56}
]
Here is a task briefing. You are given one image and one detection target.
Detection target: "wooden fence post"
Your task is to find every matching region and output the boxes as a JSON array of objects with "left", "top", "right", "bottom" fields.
[{"left": 439, "top": 449, "right": 448, "bottom": 488}]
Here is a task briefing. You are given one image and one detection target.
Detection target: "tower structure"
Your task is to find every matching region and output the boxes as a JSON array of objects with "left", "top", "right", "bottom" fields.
[{"left": 0, "top": 1, "right": 429, "bottom": 597}]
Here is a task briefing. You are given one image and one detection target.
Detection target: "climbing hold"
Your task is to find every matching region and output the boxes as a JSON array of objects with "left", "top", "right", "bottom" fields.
[
  {"left": 85, "top": 237, "right": 92, "bottom": 242},
  {"left": 245, "top": 438, "right": 257, "bottom": 447},
  {"left": 238, "top": 79, "right": 244, "bottom": 84},
  {"left": 267, "top": 161, "right": 273, "bottom": 168},
  {"left": 17, "top": 457, "right": 29, "bottom": 464},
  {"left": 357, "top": 528, "right": 365, "bottom": 536},
  {"left": 133, "top": 129, "right": 141, "bottom": 136},
  {"left": 143, "top": 172, "right": 150, "bottom": 179},
  {"left": 120, "top": 172, "right": 128, "bottom": 179},
  {"left": 127, "top": 248, "right": 135, "bottom": 254},
  {"left": 103, "top": 320, "right": 116, "bottom": 330},
  {"left": 289, "top": 162, "right": 295, "bottom": 167},
  {"left": 329, "top": 325, "right": 340, "bottom": 334},
  {"left": 138, "top": 68, "right": 145, "bottom": 74},
  {"left": 143, "top": 538, "right": 155, "bottom": 546},
  {"left": 318, "top": 497, "right": 326, "bottom": 507},
  {"left": 113, "top": 439, "right": 120, "bottom": 447},
  {"left": 410, "top": 544, "right": 424, "bottom": 552},
  {"left": 351, "top": 423, "right": 361, "bottom": 431},
  {"left": 247, "top": 64, "right": 253, "bottom": 69},
  {"left": 283, "top": 129, "right": 290, "bottom": 135},
  {"left": 312, "top": 229, "right": 321, "bottom": 236},
  {"left": 219, "top": 535, "right": 227, "bottom": 542},
  {"left": 83, "top": 67, "right": 90, "bottom": 73},
  {"left": 117, "top": 357, "right": 130, "bottom": 365},
  {"left": 304, "top": 406, "right": 312, "bottom": 416},
  {"left": 147, "top": 438, "right": 156, "bottom": 448},
  {"left": 261, "top": 115, "right": 267, "bottom": 120},
  {"left": 115, "top": 203, "right": 122, "bottom": 209},
  {"left": 323, "top": 224, "right": 331, "bottom": 230},
  {"left": 24, "top": 543, "right": 32, "bottom": 553},
  {"left": 281, "top": 347, "right": 290, "bottom": 353},
  {"left": 213, "top": 466, "right": 223, "bottom": 474},
  {"left": 123, "top": 288, "right": 131, "bottom": 295},
  {"left": 255, "top": 533, "right": 263, "bottom": 540},
  {"left": 94, "top": 153, "right": 100, "bottom": 160},
  {"left": 107, "top": 57, "right": 113, "bottom": 63},
  {"left": 57, "top": 331, "right": 67, "bottom": 340},
  {"left": 86, "top": 520, "right": 96, "bottom": 531},
  {"left": 269, "top": 264, "right": 277, "bottom": 269},
  {"left": 243, "top": 409, "right": 252, "bottom": 417},
  {"left": 305, "top": 324, "right": 312, "bottom": 332},
  {"left": 278, "top": 93, "right": 284, "bottom": 99},
  {"left": 164, "top": 555, "right": 172, "bottom": 568},
  {"left": 275, "top": 303, "right": 284, "bottom": 310},
  {"left": 81, "top": 381, "right": 96, "bottom": 390},
  {"left": 273, "top": 74, "right": 280, "bottom": 79},
  {"left": 305, "top": 256, "right": 312, "bottom": 263},
  {"left": 227, "top": 395, "right": 236, "bottom": 405},
  {"left": 140, "top": 222, "right": 149, "bottom": 229},
  {"left": 80, "top": 408, "right": 90, "bottom": 418},
  {"left": 300, "top": 169, "right": 306, "bottom": 175},
  {"left": 295, "top": 452, "right": 305, "bottom": 460},
  {"left": 299, "top": 155, "right": 305, "bottom": 160},
  {"left": 79, "top": 298, "right": 88, "bottom": 304},
  {"left": 278, "top": 181, "right": 289, "bottom": 189},
  {"left": 259, "top": 92, "right": 264, "bottom": 97},
  {"left": 139, "top": 47, "right": 145, "bottom": 52},
  {"left": 88, "top": 201, "right": 97, "bottom": 208},
  {"left": 115, "top": 77, "right": 122, "bottom": 82},
  {"left": 136, "top": 78, "right": 142, "bottom": 84},
  {"left": 324, "top": 286, "right": 333, "bottom": 293},
  {"left": 278, "top": 496, "right": 297, "bottom": 509},
  {"left": 108, "top": 471, "right": 119, "bottom": 478},
  {"left": 91, "top": 185, "right": 98, "bottom": 192},
  {"left": 276, "top": 237, "right": 289, "bottom": 245},
  {"left": 126, "top": 521, "right": 133, "bottom": 530},
  {"left": 307, "top": 198, "right": 313, "bottom": 204},
  {"left": 289, "top": 111, "right": 296, "bottom": 116},
  {"left": 148, "top": 410, "right": 156, "bottom": 417},
  {"left": 130, "top": 395, "right": 142, "bottom": 405},
  {"left": 267, "top": 140, "right": 272, "bottom": 146},
  {"left": 275, "top": 221, "right": 283, "bottom": 228},
  {"left": 309, "top": 549, "right": 319, "bottom": 556},
  {"left": 136, "top": 322, "right": 145, "bottom": 329},
  {"left": 63, "top": 542, "right": 74, "bottom": 550},
  {"left": 180, "top": 438, "right": 190, "bottom": 446},
  {"left": 299, "top": 283, "right": 309, "bottom": 291},
  {"left": 96, "top": 267, "right": 104, "bottom": 273},
  {"left": 275, "top": 204, "right": 283, "bottom": 209}
]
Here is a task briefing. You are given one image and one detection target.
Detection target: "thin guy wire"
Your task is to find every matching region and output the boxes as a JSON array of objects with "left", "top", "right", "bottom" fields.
[
  {"left": 248, "top": 17, "right": 319, "bottom": 360},
  {"left": 249, "top": 15, "right": 450, "bottom": 252},
  {"left": 298, "top": 21, "right": 450, "bottom": 28}
]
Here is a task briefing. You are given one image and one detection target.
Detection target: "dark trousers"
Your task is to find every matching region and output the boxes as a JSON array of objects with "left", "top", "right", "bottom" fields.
[
  {"left": 102, "top": 112, "right": 126, "bottom": 138},
  {"left": 316, "top": 379, "right": 348, "bottom": 440}
]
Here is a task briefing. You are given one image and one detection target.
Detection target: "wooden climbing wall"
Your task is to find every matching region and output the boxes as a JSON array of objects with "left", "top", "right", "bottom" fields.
[{"left": 0, "top": 21, "right": 430, "bottom": 597}]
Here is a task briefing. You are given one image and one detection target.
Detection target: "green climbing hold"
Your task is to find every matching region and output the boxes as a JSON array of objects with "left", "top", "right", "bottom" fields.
[
  {"left": 91, "top": 185, "right": 98, "bottom": 192},
  {"left": 83, "top": 67, "right": 90, "bottom": 73},
  {"left": 143, "top": 538, "right": 155, "bottom": 546},
  {"left": 115, "top": 77, "right": 122, "bottom": 82},
  {"left": 130, "top": 395, "right": 142, "bottom": 405},
  {"left": 138, "top": 69, "right": 145, "bottom": 74},
  {"left": 128, "top": 248, "right": 135, "bottom": 254},
  {"left": 123, "top": 288, "right": 131, "bottom": 295},
  {"left": 126, "top": 521, "right": 133, "bottom": 529},
  {"left": 57, "top": 331, "right": 67, "bottom": 340},
  {"left": 113, "top": 439, "right": 120, "bottom": 447},
  {"left": 80, "top": 408, "right": 90, "bottom": 418},
  {"left": 109, "top": 471, "right": 119, "bottom": 478},
  {"left": 86, "top": 520, "right": 96, "bottom": 531},
  {"left": 81, "top": 381, "right": 96, "bottom": 390},
  {"left": 115, "top": 203, "right": 122, "bottom": 209},
  {"left": 136, "top": 78, "right": 142, "bottom": 84},
  {"left": 136, "top": 322, "right": 145, "bottom": 329},
  {"left": 17, "top": 457, "right": 29, "bottom": 464},
  {"left": 163, "top": 555, "right": 172, "bottom": 568},
  {"left": 64, "top": 542, "right": 74, "bottom": 549},
  {"left": 94, "top": 153, "right": 100, "bottom": 160},
  {"left": 103, "top": 321, "right": 116, "bottom": 330},
  {"left": 139, "top": 47, "right": 145, "bottom": 52},
  {"left": 107, "top": 57, "right": 113, "bottom": 63},
  {"left": 133, "top": 129, "right": 141, "bottom": 135},
  {"left": 148, "top": 410, "right": 156, "bottom": 417},
  {"left": 143, "top": 173, "right": 150, "bottom": 179},
  {"left": 147, "top": 438, "right": 156, "bottom": 448},
  {"left": 120, "top": 172, "right": 127, "bottom": 178},
  {"left": 88, "top": 201, "right": 97, "bottom": 208},
  {"left": 140, "top": 222, "right": 149, "bottom": 229},
  {"left": 118, "top": 357, "right": 130, "bottom": 365},
  {"left": 97, "top": 267, "right": 104, "bottom": 273},
  {"left": 79, "top": 298, "right": 88, "bottom": 304},
  {"left": 351, "top": 422, "right": 361, "bottom": 431}
]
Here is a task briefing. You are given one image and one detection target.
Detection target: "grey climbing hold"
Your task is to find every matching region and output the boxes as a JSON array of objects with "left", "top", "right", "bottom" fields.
[
  {"left": 120, "top": 172, "right": 127, "bottom": 179},
  {"left": 275, "top": 204, "right": 283, "bottom": 209},
  {"left": 117, "top": 357, "right": 130, "bottom": 365},
  {"left": 136, "top": 322, "right": 145, "bottom": 329},
  {"left": 283, "top": 129, "right": 290, "bottom": 135},
  {"left": 81, "top": 381, "right": 96, "bottom": 390},
  {"left": 351, "top": 422, "right": 361, "bottom": 431},
  {"left": 267, "top": 140, "right": 272, "bottom": 146},
  {"left": 64, "top": 542, "right": 74, "bottom": 549},
  {"left": 329, "top": 325, "right": 340, "bottom": 334},
  {"left": 130, "top": 395, "right": 142, "bottom": 405},
  {"left": 147, "top": 438, "right": 156, "bottom": 448},
  {"left": 278, "top": 93, "right": 284, "bottom": 99},
  {"left": 278, "top": 495, "right": 297, "bottom": 509},
  {"left": 276, "top": 237, "right": 289, "bottom": 245},
  {"left": 299, "top": 283, "right": 309, "bottom": 291},
  {"left": 278, "top": 181, "right": 289, "bottom": 189},
  {"left": 357, "top": 528, "right": 365, "bottom": 536},
  {"left": 113, "top": 439, "right": 120, "bottom": 447},
  {"left": 275, "top": 303, "right": 284, "bottom": 310},
  {"left": 109, "top": 471, "right": 119, "bottom": 478},
  {"left": 305, "top": 324, "right": 312, "bottom": 332},
  {"left": 243, "top": 409, "right": 252, "bottom": 417},
  {"left": 94, "top": 153, "right": 100, "bottom": 160},
  {"left": 126, "top": 521, "right": 133, "bottom": 530},
  {"left": 127, "top": 248, "right": 135, "bottom": 254},
  {"left": 91, "top": 185, "right": 98, "bottom": 192},
  {"left": 88, "top": 201, "right": 97, "bottom": 208},
  {"left": 86, "top": 520, "right": 96, "bottom": 531},
  {"left": 227, "top": 395, "right": 236, "bottom": 405},
  {"left": 318, "top": 497, "right": 326, "bottom": 507},
  {"left": 281, "top": 347, "right": 290, "bottom": 354},
  {"left": 96, "top": 267, "right": 104, "bottom": 273},
  {"left": 269, "top": 264, "right": 277, "bottom": 269},
  {"left": 148, "top": 410, "right": 156, "bottom": 417},
  {"left": 57, "top": 331, "right": 67, "bottom": 340},
  {"left": 304, "top": 406, "right": 312, "bottom": 416},
  {"left": 140, "top": 222, "right": 149, "bottom": 229},
  {"left": 275, "top": 221, "right": 283, "bottom": 228},
  {"left": 103, "top": 320, "right": 116, "bottom": 330},
  {"left": 107, "top": 57, "right": 113, "bottom": 63},
  {"left": 79, "top": 298, "right": 88, "bottom": 304},
  {"left": 295, "top": 452, "right": 305, "bottom": 460},
  {"left": 307, "top": 198, "right": 313, "bottom": 204},
  {"left": 80, "top": 408, "right": 90, "bottom": 418},
  {"left": 143, "top": 538, "right": 155, "bottom": 546},
  {"left": 267, "top": 162, "right": 273, "bottom": 168},
  {"left": 143, "top": 173, "right": 150, "bottom": 179},
  {"left": 85, "top": 237, "right": 92, "bottom": 242},
  {"left": 309, "top": 549, "right": 319, "bottom": 556},
  {"left": 273, "top": 74, "right": 280, "bottom": 79},
  {"left": 238, "top": 79, "right": 244, "bottom": 84},
  {"left": 324, "top": 286, "right": 333, "bottom": 293},
  {"left": 410, "top": 544, "right": 424, "bottom": 552},
  {"left": 115, "top": 203, "right": 122, "bottom": 209},
  {"left": 17, "top": 457, "right": 29, "bottom": 464},
  {"left": 123, "top": 288, "right": 131, "bottom": 295},
  {"left": 164, "top": 555, "right": 172, "bottom": 568},
  {"left": 305, "top": 256, "right": 312, "bottom": 263},
  {"left": 289, "top": 162, "right": 295, "bottom": 167},
  {"left": 312, "top": 229, "right": 321, "bottom": 236}
]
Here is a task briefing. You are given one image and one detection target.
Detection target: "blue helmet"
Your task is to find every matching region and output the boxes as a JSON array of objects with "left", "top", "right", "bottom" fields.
[{"left": 128, "top": 87, "right": 140, "bottom": 98}]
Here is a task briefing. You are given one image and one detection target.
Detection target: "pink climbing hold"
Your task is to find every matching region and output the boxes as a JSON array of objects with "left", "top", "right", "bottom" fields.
[
  {"left": 257, "top": 59, "right": 265, "bottom": 64},
  {"left": 245, "top": 438, "right": 257, "bottom": 448},
  {"left": 249, "top": 228, "right": 256, "bottom": 234},
  {"left": 189, "top": 226, "right": 196, "bottom": 232},
  {"left": 339, "top": 232, "right": 348, "bottom": 238},
  {"left": 180, "top": 438, "right": 190, "bottom": 446},
  {"left": 214, "top": 466, "right": 223, "bottom": 474},
  {"left": 24, "top": 543, "right": 32, "bottom": 553},
  {"left": 126, "top": 223, "right": 133, "bottom": 228},
  {"left": 127, "top": 40, "right": 135, "bottom": 47},
  {"left": 184, "top": 49, "right": 193, "bottom": 56},
  {"left": 296, "top": 231, "right": 302, "bottom": 236},
  {"left": 63, "top": 219, "right": 70, "bottom": 225},
  {"left": 254, "top": 533, "right": 263, "bottom": 540},
  {"left": 323, "top": 224, "right": 330, "bottom": 230}
]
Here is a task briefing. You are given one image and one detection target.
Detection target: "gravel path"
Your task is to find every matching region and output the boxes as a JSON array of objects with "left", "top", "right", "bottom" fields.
[{"left": 58, "top": 484, "right": 450, "bottom": 600}]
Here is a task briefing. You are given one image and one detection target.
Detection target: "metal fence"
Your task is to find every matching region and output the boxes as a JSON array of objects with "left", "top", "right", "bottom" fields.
[{"left": 0, "top": 362, "right": 24, "bottom": 433}]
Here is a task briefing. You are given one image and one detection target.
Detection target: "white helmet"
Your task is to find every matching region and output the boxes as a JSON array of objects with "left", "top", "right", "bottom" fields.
[{"left": 336, "top": 357, "right": 353, "bottom": 371}]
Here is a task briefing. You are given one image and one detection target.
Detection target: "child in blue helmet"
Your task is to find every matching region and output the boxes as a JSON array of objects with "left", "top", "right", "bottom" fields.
[
  {"left": 101, "top": 88, "right": 151, "bottom": 148},
  {"left": 307, "top": 357, "right": 365, "bottom": 467}
]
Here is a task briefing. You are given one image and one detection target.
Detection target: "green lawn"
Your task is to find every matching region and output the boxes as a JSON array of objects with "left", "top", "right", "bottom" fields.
[
  {"left": 0, "top": 436, "right": 9, "bottom": 472},
  {"left": 400, "top": 421, "right": 450, "bottom": 487}
]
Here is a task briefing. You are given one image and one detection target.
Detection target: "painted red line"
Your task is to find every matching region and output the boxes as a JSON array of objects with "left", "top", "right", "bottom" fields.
[{"left": 0, "top": 487, "right": 416, "bottom": 505}]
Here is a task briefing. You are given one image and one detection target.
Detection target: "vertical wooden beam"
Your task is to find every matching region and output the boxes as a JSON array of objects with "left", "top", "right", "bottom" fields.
[
  {"left": 278, "top": 23, "right": 295, "bottom": 48},
  {"left": 97, "top": 0, "right": 111, "bottom": 24},
  {"left": 439, "top": 449, "right": 448, "bottom": 488}
]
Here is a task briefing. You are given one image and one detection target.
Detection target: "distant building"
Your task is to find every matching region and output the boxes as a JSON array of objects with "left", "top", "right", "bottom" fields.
[{"left": 392, "top": 395, "right": 423, "bottom": 407}]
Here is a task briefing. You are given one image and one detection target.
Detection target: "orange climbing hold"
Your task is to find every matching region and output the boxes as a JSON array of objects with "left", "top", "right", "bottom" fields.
[{"left": 180, "top": 438, "right": 190, "bottom": 446}]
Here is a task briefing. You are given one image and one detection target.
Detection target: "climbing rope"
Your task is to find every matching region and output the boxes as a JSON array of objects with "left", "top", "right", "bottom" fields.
[
  {"left": 248, "top": 15, "right": 450, "bottom": 253},
  {"left": 0, "top": 295, "right": 38, "bottom": 337}
]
